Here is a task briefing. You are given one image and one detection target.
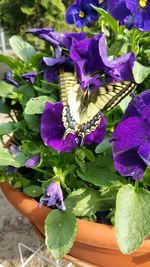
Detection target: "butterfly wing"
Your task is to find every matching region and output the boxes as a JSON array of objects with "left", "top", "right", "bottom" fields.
[
  {"left": 59, "top": 71, "right": 136, "bottom": 136},
  {"left": 91, "top": 82, "right": 136, "bottom": 111}
]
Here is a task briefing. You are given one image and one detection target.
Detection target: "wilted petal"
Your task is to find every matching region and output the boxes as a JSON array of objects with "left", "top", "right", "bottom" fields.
[{"left": 39, "top": 181, "right": 66, "bottom": 211}]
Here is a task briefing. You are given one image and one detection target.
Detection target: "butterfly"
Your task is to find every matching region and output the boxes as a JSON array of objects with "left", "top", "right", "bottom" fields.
[{"left": 59, "top": 71, "right": 136, "bottom": 140}]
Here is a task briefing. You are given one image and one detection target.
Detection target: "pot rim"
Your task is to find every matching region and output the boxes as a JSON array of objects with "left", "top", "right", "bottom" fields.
[{"left": 1, "top": 182, "right": 150, "bottom": 254}]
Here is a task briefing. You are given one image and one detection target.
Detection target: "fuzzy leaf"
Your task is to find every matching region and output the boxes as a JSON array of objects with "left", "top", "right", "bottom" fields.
[
  {"left": 133, "top": 61, "right": 150, "bottom": 84},
  {"left": 0, "top": 81, "right": 15, "bottom": 98},
  {"left": 77, "top": 162, "right": 118, "bottom": 187},
  {"left": 9, "top": 35, "right": 36, "bottom": 62},
  {"left": 115, "top": 184, "right": 150, "bottom": 254},
  {"left": 23, "top": 185, "right": 43, "bottom": 197},
  {"left": 65, "top": 188, "right": 101, "bottom": 216},
  {"left": 45, "top": 210, "right": 77, "bottom": 259},
  {"left": 24, "top": 96, "right": 55, "bottom": 115},
  {"left": 0, "top": 148, "right": 23, "bottom": 167},
  {"left": 0, "top": 122, "right": 19, "bottom": 135}
]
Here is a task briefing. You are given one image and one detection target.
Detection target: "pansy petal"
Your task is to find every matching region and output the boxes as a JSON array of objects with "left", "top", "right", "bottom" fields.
[
  {"left": 41, "top": 102, "right": 78, "bottom": 153},
  {"left": 138, "top": 143, "right": 150, "bottom": 166},
  {"left": 108, "top": 0, "right": 131, "bottom": 21},
  {"left": 84, "top": 115, "right": 106, "bottom": 145},
  {"left": 114, "top": 148, "right": 146, "bottom": 179},
  {"left": 112, "top": 117, "right": 148, "bottom": 155}
]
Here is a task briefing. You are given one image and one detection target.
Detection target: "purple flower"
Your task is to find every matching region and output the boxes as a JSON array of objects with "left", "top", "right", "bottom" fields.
[
  {"left": 98, "top": 34, "right": 135, "bottom": 83},
  {"left": 126, "top": 0, "right": 150, "bottom": 31},
  {"left": 22, "top": 71, "right": 37, "bottom": 84},
  {"left": 9, "top": 145, "right": 20, "bottom": 155},
  {"left": 39, "top": 181, "right": 66, "bottom": 211},
  {"left": 3, "top": 71, "right": 19, "bottom": 87},
  {"left": 111, "top": 90, "right": 150, "bottom": 180},
  {"left": 66, "top": 0, "right": 101, "bottom": 28},
  {"left": 108, "top": 0, "right": 150, "bottom": 31},
  {"left": 63, "top": 32, "right": 86, "bottom": 49},
  {"left": 70, "top": 34, "right": 135, "bottom": 92},
  {"left": 26, "top": 28, "right": 64, "bottom": 47},
  {"left": 41, "top": 56, "right": 74, "bottom": 83},
  {"left": 25, "top": 153, "right": 40, "bottom": 168},
  {"left": 41, "top": 101, "right": 106, "bottom": 153}
]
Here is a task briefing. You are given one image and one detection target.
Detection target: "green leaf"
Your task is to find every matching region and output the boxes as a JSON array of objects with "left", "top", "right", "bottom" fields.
[
  {"left": 0, "top": 81, "right": 15, "bottom": 98},
  {"left": 0, "top": 54, "right": 18, "bottom": 68},
  {"left": 119, "top": 95, "right": 132, "bottom": 112},
  {"left": 24, "top": 96, "right": 55, "bottom": 115},
  {"left": 93, "top": 7, "right": 119, "bottom": 35},
  {"left": 16, "top": 85, "right": 35, "bottom": 106},
  {"left": 0, "top": 101, "right": 10, "bottom": 114},
  {"left": 23, "top": 185, "right": 43, "bottom": 197},
  {"left": 45, "top": 210, "right": 77, "bottom": 259},
  {"left": 133, "top": 61, "right": 150, "bottom": 84},
  {"left": 65, "top": 188, "right": 101, "bottom": 217},
  {"left": 77, "top": 162, "right": 117, "bottom": 187},
  {"left": 24, "top": 114, "right": 40, "bottom": 132},
  {"left": 9, "top": 35, "right": 36, "bottom": 62},
  {"left": 0, "top": 122, "right": 19, "bottom": 135},
  {"left": 14, "top": 152, "right": 26, "bottom": 167},
  {"left": 0, "top": 148, "right": 22, "bottom": 167},
  {"left": 95, "top": 138, "right": 111, "bottom": 153},
  {"left": 142, "top": 166, "right": 150, "bottom": 186},
  {"left": 115, "top": 184, "right": 150, "bottom": 254}
]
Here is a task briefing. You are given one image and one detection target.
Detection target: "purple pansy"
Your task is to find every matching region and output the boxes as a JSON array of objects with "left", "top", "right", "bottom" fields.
[
  {"left": 22, "top": 71, "right": 37, "bottom": 84},
  {"left": 25, "top": 153, "right": 40, "bottom": 168},
  {"left": 3, "top": 71, "right": 19, "bottom": 87},
  {"left": 26, "top": 28, "right": 64, "bottom": 47},
  {"left": 66, "top": 0, "right": 101, "bottom": 28},
  {"left": 126, "top": 0, "right": 150, "bottom": 31},
  {"left": 70, "top": 34, "right": 135, "bottom": 91},
  {"left": 111, "top": 90, "right": 150, "bottom": 180},
  {"left": 41, "top": 101, "right": 106, "bottom": 153},
  {"left": 39, "top": 181, "right": 66, "bottom": 211},
  {"left": 108, "top": 0, "right": 150, "bottom": 31}
]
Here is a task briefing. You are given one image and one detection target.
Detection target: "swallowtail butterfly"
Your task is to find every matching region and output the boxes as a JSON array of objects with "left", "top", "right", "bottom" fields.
[{"left": 60, "top": 71, "right": 136, "bottom": 139}]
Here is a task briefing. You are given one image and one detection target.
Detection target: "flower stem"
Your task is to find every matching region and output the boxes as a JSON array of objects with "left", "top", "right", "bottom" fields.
[{"left": 33, "top": 167, "right": 50, "bottom": 175}]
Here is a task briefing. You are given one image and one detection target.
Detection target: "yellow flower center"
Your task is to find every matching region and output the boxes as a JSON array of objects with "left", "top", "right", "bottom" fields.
[
  {"left": 79, "top": 11, "right": 85, "bottom": 18},
  {"left": 139, "top": 0, "right": 147, "bottom": 8},
  {"left": 55, "top": 181, "right": 60, "bottom": 184}
]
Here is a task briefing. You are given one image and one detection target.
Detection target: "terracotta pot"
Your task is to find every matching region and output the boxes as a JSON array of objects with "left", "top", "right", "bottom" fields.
[{"left": 1, "top": 182, "right": 150, "bottom": 267}]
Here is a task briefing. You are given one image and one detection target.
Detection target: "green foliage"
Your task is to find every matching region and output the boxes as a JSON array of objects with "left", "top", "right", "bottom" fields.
[
  {"left": 115, "top": 185, "right": 150, "bottom": 254},
  {"left": 23, "top": 185, "right": 43, "bottom": 197},
  {"left": 24, "top": 96, "right": 55, "bottom": 115},
  {"left": 0, "top": 148, "right": 25, "bottom": 167},
  {"left": 0, "top": 0, "right": 68, "bottom": 37},
  {"left": 45, "top": 210, "right": 77, "bottom": 259},
  {"left": 9, "top": 35, "right": 36, "bottom": 62},
  {"left": 65, "top": 188, "right": 102, "bottom": 216}
]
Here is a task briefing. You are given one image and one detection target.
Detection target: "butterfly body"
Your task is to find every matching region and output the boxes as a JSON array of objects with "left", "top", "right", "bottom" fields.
[{"left": 59, "top": 71, "right": 136, "bottom": 140}]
